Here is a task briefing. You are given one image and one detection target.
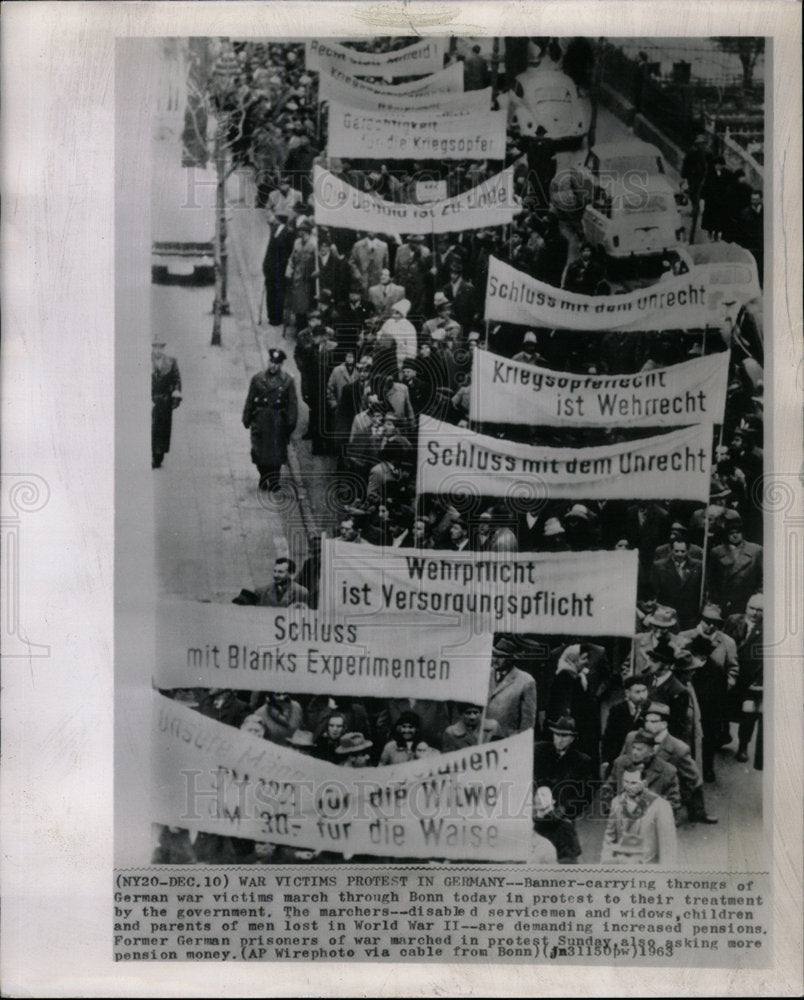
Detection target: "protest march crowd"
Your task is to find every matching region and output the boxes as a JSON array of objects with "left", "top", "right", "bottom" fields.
[{"left": 155, "top": 36, "right": 765, "bottom": 867}]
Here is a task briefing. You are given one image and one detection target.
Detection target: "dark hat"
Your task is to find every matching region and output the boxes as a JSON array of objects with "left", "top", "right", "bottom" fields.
[
  {"left": 700, "top": 602, "right": 724, "bottom": 624},
  {"left": 645, "top": 701, "right": 671, "bottom": 719},
  {"left": 297, "top": 216, "right": 313, "bottom": 230},
  {"left": 152, "top": 339, "right": 167, "bottom": 348},
  {"left": 335, "top": 731, "right": 373, "bottom": 755},
  {"left": 268, "top": 348, "right": 287, "bottom": 364},
  {"left": 632, "top": 728, "right": 655, "bottom": 746},
  {"left": 673, "top": 648, "right": 694, "bottom": 670},
  {"left": 646, "top": 642, "right": 676, "bottom": 666},
  {"left": 287, "top": 729, "right": 315, "bottom": 748},
  {"left": 396, "top": 710, "right": 421, "bottom": 728},
  {"left": 686, "top": 634, "right": 714, "bottom": 658},
  {"left": 232, "top": 588, "right": 258, "bottom": 606},
  {"left": 548, "top": 715, "right": 577, "bottom": 736},
  {"left": 646, "top": 605, "right": 678, "bottom": 629},
  {"left": 492, "top": 636, "right": 518, "bottom": 658},
  {"left": 722, "top": 509, "right": 743, "bottom": 527}
]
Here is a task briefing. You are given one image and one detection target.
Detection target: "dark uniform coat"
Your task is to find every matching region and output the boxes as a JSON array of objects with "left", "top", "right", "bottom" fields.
[
  {"left": 152, "top": 354, "right": 181, "bottom": 459},
  {"left": 242, "top": 368, "right": 298, "bottom": 472}
]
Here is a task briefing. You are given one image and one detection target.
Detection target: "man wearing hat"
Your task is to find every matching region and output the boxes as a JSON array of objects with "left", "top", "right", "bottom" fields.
[
  {"left": 286, "top": 215, "right": 317, "bottom": 330},
  {"left": 644, "top": 640, "right": 690, "bottom": 740},
  {"left": 533, "top": 716, "right": 594, "bottom": 820},
  {"left": 440, "top": 259, "right": 477, "bottom": 334},
  {"left": 653, "top": 522, "right": 703, "bottom": 564},
  {"left": 532, "top": 786, "right": 581, "bottom": 864},
  {"left": 601, "top": 673, "right": 651, "bottom": 775},
  {"left": 541, "top": 517, "right": 570, "bottom": 552},
  {"left": 486, "top": 637, "right": 537, "bottom": 738},
  {"left": 286, "top": 729, "right": 315, "bottom": 754},
  {"left": 367, "top": 267, "right": 405, "bottom": 318},
  {"left": 349, "top": 231, "right": 389, "bottom": 296},
  {"left": 707, "top": 510, "right": 763, "bottom": 617},
  {"left": 723, "top": 593, "right": 764, "bottom": 762},
  {"left": 267, "top": 176, "right": 302, "bottom": 220},
  {"left": 628, "top": 702, "right": 717, "bottom": 823},
  {"left": 680, "top": 635, "right": 725, "bottom": 782},
  {"left": 600, "top": 764, "right": 678, "bottom": 865},
  {"left": 151, "top": 340, "right": 182, "bottom": 469},
  {"left": 335, "top": 732, "right": 373, "bottom": 767},
  {"left": 512, "top": 331, "right": 545, "bottom": 365},
  {"left": 625, "top": 605, "right": 680, "bottom": 677},
  {"left": 679, "top": 602, "right": 738, "bottom": 704},
  {"left": 262, "top": 207, "right": 297, "bottom": 326},
  {"left": 601, "top": 728, "right": 681, "bottom": 817},
  {"left": 242, "top": 347, "right": 298, "bottom": 491},
  {"left": 422, "top": 294, "right": 463, "bottom": 345},
  {"left": 378, "top": 298, "right": 418, "bottom": 366},
  {"left": 648, "top": 536, "right": 703, "bottom": 630}
]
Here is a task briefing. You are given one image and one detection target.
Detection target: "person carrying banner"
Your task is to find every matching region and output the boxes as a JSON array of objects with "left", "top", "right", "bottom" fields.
[
  {"left": 442, "top": 702, "right": 501, "bottom": 750},
  {"left": 254, "top": 557, "right": 310, "bottom": 608}
]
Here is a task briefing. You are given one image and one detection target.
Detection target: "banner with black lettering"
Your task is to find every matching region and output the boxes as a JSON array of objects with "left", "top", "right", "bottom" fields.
[
  {"left": 155, "top": 599, "right": 492, "bottom": 704},
  {"left": 152, "top": 692, "right": 532, "bottom": 861},
  {"left": 319, "top": 72, "right": 490, "bottom": 112},
  {"left": 320, "top": 540, "right": 638, "bottom": 636},
  {"left": 314, "top": 60, "right": 464, "bottom": 97},
  {"left": 313, "top": 166, "right": 519, "bottom": 235},
  {"left": 326, "top": 101, "right": 507, "bottom": 160},
  {"left": 306, "top": 38, "right": 447, "bottom": 78},
  {"left": 470, "top": 348, "right": 730, "bottom": 427},
  {"left": 485, "top": 256, "right": 755, "bottom": 332},
  {"left": 416, "top": 415, "right": 712, "bottom": 501}
]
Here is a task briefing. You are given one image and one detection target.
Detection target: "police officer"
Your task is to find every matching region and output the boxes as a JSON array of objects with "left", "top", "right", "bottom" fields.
[{"left": 242, "top": 347, "right": 298, "bottom": 492}]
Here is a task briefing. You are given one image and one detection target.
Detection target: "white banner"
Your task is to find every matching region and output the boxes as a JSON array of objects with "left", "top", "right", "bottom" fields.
[
  {"left": 470, "top": 349, "right": 730, "bottom": 427},
  {"left": 485, "top": 256, "right": 756, "bottom": 332},
  {"left": 314, "top": 59, "right": 464, "bottom": 96},
  {"left": 327, "top": 101, "right": 507, "bottom": 160},
  {"left": 322, "top": 540, "right": 638, "bottom": 636},
  {"left": 319, "top": 71, "right": 489, "bottom": 112},
  {"left": 155, "top": 599, "right": 492, "bottom": 704},
  {"left": 416, "top": 415, "right": 712, "bottom": 501},
  {"left": 313, "top": 165, "right": 519, "bottom": 235},
  {"left": 152, "top": 692, "right": 532, "bottom": 861},
  {"left": 306, "top": 38, "right": 447, "bottom": 78}
]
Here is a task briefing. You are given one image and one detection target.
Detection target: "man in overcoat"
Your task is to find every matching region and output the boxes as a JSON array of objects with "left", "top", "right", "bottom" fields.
[
  {"left": 242, "top": 348, "right": 298, "bottom": 492},
  {"left": 151, "top": 340, "right": 182, "bottom": 468}
]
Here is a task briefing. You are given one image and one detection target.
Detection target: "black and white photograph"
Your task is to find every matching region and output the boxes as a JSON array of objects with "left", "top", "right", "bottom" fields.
[
  {"left": 144, "top": 31, "right": 766, "bottom": 875},
  {"left": 2, "top": 2, "right": 802, "bottom": 995}
]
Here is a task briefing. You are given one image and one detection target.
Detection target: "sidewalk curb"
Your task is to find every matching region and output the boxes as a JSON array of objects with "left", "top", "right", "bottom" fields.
[{"left": 228, "top": 219, "right": 321, "bottom": 541}]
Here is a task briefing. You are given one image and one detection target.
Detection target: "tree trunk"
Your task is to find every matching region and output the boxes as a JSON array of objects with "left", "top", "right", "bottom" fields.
[
  {"left": 211, "top": 116, "right": 227, "bottom": 345},
  {"left": 741, "top": 55, "right": 754, "bottom": 92}
]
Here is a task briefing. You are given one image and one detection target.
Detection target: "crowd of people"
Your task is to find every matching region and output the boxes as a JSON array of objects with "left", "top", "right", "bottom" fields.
[{"left": 157, "top": 36, "right": 765, "bottom": 866}]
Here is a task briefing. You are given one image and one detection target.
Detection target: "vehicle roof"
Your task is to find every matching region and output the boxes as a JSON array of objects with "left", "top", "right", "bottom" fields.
[
  {"left": 603, "top": 173, "right": 677, "bottom": 198},
  {"left": 686, "top": 241, "right": 757, "bottom": 266},
  {"left": 515, "top": 66, "right": 579, "bottom": 90},
  {"left": 589, "top": 139, "right": 664, "bottom": 161}
]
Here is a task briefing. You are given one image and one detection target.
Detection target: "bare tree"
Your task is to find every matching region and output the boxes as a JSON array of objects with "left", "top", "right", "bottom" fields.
[
  {"left": 182, "top": 39, "right": 252, "bottom": 345},
  {"left": 713, "top": 37, "right": 764, "bottom": 92}
]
